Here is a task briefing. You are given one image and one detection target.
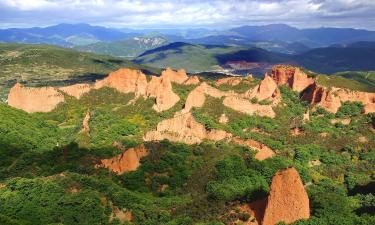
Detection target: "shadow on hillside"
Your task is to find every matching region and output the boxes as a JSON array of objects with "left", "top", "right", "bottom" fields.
[
  {"left": 0, "top": 141, "right": 127, "bottom": 180},
  {"left": 214, "top": 48, "right": 290, "bottom": 65}
]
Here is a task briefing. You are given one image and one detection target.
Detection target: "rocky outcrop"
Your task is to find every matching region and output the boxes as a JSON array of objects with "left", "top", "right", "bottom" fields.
[
  {"left": 8, "top": 83, "right": 64, "bottom": 113},
  {"left": 271, "top": 65, "right": 375, "bottom": 114},
  {"left": 223, "top": 96, "right": 276, "bottom": 118},
  {"left": 364, "top": 103, "right": 375, "bottom": 114},
  {"left": 330, "top": 118, "right": 351, "bottom": 125},
  {"left": 262, "top": 167, "right": 310, "bottom": 225},
  {"left": 181, "top": 77, "right": 278, "bottom": 118},
  {"left": 216, "top": 77, "right": 242, "bottom": 86},
  {"left": 301, "top": 83, "right": 342, "bottom": 113},
  {"left": 99, "top": 144, "right": 148, "bottom": 174},
  {"left": 182, "top": 82, "right": 235, "bottom": 113},
  {"left": 110, "top": 207, "right": 132, "bottom": 223},
  {"left": 184, "top": 76, "right": 200, "bottom": 85},
  {"left": 271, "top": 65, "right": 315, "bottom": 92},
  {"left": 94, "top": 68, "right": 148, "bottom": 97},
  {"left": 59, "top": 83, "right": 92, "bottom": 99},
  {"left": 233, "top": 137, "right": 275, "bottom": 160},
  {"left": 244, "top": 74, "right": 280, "bottom": 104},
  {"left": 8, "top": 68, "right": 183, "bottom": 113},
  {"left": 161, "top": 68, "right": 189, "bottom": 84},
  {"left": 144, "top": 112, "right": 232, "bottom": 144},
  {"left": 302, "top": 83, "right": 375, "bottom": 114},
  {"left": 219, "top": 113, "right": 229, "bottom": 124},
  {"left": 303, "top": 110, "right": 310, "bottom": 122},
  {"left": 146, "top": 76, "right": 180, "bottom": 112},
  {"left": 81, "top": 111, "right": 91, "bottom": 133}
]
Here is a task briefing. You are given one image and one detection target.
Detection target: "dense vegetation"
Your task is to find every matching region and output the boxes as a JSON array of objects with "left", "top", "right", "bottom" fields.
[{"left": 1, "top": 67, "right": 374, "bottom": 225}]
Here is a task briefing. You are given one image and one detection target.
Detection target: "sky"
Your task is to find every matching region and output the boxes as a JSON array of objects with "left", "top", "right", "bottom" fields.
[{"left": 0, "top": 0, "right": 375, "bottom": 30}]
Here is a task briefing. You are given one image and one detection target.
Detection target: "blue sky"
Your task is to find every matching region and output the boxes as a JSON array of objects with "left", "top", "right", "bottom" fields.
[{"left": 0, "top": 0, "right": 375, "bottom": 30}]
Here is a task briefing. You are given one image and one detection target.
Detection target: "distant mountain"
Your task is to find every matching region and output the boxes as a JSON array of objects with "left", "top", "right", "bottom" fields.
[
  {"left": 76, "top": 36, "right": 168, "bottom": 58},
  {"left": 134, "top": 42, "right": 290, "bottom": 73},
  {"left": 295, "top": 46, "right": 375, "bottom": 73},
  {"left": 135, "top": 42, "right": 242, "bottom": 72},
  {"left": 330, "top": 41, "right": 375, "bottom": 49},
  {"left": 135, "top": 41, "right": 375, "bottom": 74},
  {"left": 0, "top": 23, "right": 139, "bottom": 47},
  {"left": 229, "top": 24, "right": 375, "bottom": 47}
]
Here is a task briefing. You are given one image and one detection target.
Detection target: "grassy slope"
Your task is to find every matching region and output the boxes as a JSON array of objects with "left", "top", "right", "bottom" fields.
[
  {"left": 317, "top": 74, "right": 375, "bottom": 92},
  {"left": 135, "top": 43, "right": 246, "bottom": 72},
  {"left": 0, "top": 43, "right": 159, "bottom": 100}
]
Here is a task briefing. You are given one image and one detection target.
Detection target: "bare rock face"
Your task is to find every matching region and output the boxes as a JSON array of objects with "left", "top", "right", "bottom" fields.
[
  {"left": 99, "top": 144, "right": 149, "bottom": 174},
  {"left": 94, "top": 68, "right": 148, "bottom": 97},
  {"left": 364, "top": 103, "right": 375, "bottom": 114},
  {"left": 271, "top": 65, "right": 315, "bottom": 92},
  {"left": 301, "top": 83, "right": 375, "bottom": 114},
  {"left": 262, "top": 167, "right": 310, "bottom": 225},
  {"left": 161, "top": 68, "right": 189, "bottom": 84},
  {"left": 223, "top": 96, "right": 276, "bottom": 118},
  {"left": 143, "top": 112, "right": 232, "bottom": 144},
  {"left": 146, "top": 76, "right": 180, "bottom": 112},
  {"left": 8, "top": 83, "right": 64, "bottom": 113},
  {"left": 59, "top": 83, "right": 92, "bottom": 99},
  {"left": 244, "top": 74, "right": 281, "bottom": 103},
  {"left": 233, "top": 137, "right": 275, "bottom": 160},
  {"left": 216, "top": 77, "right": 242, "bottom": 86},
  {"left": 301, "top": 83, "right": 342, "bottom": 113},
  {"left": 184, "top": 76, "right": 200, "bottom": 85}
]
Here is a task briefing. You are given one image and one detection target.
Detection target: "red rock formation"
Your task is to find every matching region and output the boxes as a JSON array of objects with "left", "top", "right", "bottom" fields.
[
  {"left": 99, "top": 144, "right": 148, "bottom": 174},
  {"left": 216, "top": 77, "right": 242, "bottom": 86},
  {"left": 94, "top": 68, "right": 148, "bottom": 97},
  {"left": 301, "top": 83, "right": 375, "bottom": 114},
  {"left": 301, "top": 83, "right": 342, "bottom": 113},
  {"left": 146, "top": 76, "right": 180, "bottom": 112},
  {"left": 364, "top": 103, "right": 375, "bottom": 114},
  {"left": 271, "top": 65, "right": 315, "bottom": 92},
  {"left": 244, "top": 74, "right": 281, "bottom": 103},
  {"left": 184, "top": 76, "right": 200, "bottom": 85},
  {"left": 8, "top": 83, "right": 64, "bottom": 113},
  {"left": 59, "top": 83, "right": 92, "bottom": 99},
  {"left": 223, "top": 96, "right": 276, "bottom": 118},
  {"left": 233, "top": 137, "right": 275, "bottom": 160},
  {"left": 161, "top": 68, "right": 189, "bottom": 84},
  {"left": 262, "top": 167, "right": 310, "bottom": 225},
  {"left": 271, "top": 65, "right": 375, "bottom": 114},
  {"left": 143, "top": 112, "right": 232, "bottom": 144},
  {"left": 182, "top": 82, "right": 235, "bottom": 113}
]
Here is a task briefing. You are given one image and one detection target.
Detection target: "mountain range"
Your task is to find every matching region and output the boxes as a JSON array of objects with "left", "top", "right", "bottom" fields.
[
  {"left": 134, "top": 41, "right": 375, "bottom": 74},
  {"left": 2, "top": 23, "right": 375, "bottom": 51}
]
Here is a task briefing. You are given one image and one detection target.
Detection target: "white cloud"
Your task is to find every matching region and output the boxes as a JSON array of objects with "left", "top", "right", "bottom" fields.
[{"left": 0, "top": 0, "right": 374, "bottom": 29}]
